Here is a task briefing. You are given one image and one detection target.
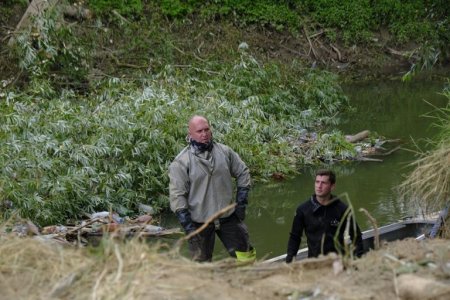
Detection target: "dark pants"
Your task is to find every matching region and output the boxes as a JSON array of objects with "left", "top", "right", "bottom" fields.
[{"left": 188, "top": 213, "right": 253, "bottom": 262}]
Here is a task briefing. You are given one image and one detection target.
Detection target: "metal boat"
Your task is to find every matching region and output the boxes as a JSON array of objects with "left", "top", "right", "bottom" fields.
[{"left": 264, "top": 215, "right": 438, "bottom": 263}]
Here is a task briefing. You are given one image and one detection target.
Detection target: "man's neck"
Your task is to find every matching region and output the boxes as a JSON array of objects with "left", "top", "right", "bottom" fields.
[{"left": 316, "top": 195, "right": 332, "bottom": 206}]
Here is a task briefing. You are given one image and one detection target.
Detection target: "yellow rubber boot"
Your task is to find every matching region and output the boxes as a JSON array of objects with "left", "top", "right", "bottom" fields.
[{"left": 235, "top": 248, "right": 256, "bottom": 263}]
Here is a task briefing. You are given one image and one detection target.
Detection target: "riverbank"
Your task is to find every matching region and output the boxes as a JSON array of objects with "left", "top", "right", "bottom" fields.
[
  {"left": 1, "top": 1, "right": 449, "bottom": 84},
  {"left": 0, "top": 3, "right": 449, "bottom": 298},
  {"left": 0, "top": 235, "right": 449, "bottom": 300}
]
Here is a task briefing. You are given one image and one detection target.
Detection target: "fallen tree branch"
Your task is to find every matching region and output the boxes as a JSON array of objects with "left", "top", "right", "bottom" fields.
[
  {"left": 177, "top": 203, "right": 237, "bottom": 246},
  {"left": 279, "top": 44, "right": 308, "bottom": 58},
  {"left": 106, "top": 52, "right": 147, "bottom": 69},
  {"left": 112, "top": 9, "right": 130, "bottom": 24},
  {"left": 193, "top": 53, "right": 207, "bottom": 62},
  {"left": 384, "top": 139, "right": 402, "bottom": 143},
  {"left": 57, "top": 218, "right": 106, "bottom": 237},
  {"left": 387, "top": 47, "right": 418, "bottom": 58},
  {"left": 308, "top": 30, "right": 325, "bottom": 39},
  {"left": 172, "top": 64, "right": 220, "bottom": 75},
  {"left": 303, "top": 27, "right": 318, "bottom": 60},
  {"left": 359, "top": 157, "right": 383, "bottom": 162},
  {"left": 369, "top": 145, "right": 402, "bottom": 157},
  {"left": 330, "top": 43, "right": 342, "bottom": 61}
]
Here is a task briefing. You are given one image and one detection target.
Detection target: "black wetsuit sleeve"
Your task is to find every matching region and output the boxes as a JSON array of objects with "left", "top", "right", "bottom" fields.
[{"left": 286, "top": 207, "right": 304, "bottom": 263}]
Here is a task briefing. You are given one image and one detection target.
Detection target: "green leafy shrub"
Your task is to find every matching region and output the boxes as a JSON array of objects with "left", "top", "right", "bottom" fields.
[
  {"left": 301, "top": 0, "right": 375, "bottom": 43},
  {"left": 301, "top": 0, "right": 446, "bottom": 44},
  {"left": 158, "top": 0, "right": 301, "bottom": 31},
  {"left": 87, "top": 0, "right": 143, "bottom": 17},
  {"left": 0, "top": 50, "right": 352, "bottom": 225},
  {"left": 159, "top": 0, "right": 195, "bottom": 17},
  {"left": 372, "top": 0, "right": 435, "bottom": 43},
  {"left": 13, "top": 9, "right": 89, "bottom": 91}
]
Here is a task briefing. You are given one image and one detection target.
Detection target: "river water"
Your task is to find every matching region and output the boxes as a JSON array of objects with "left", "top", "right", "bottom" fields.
[
  {"left": 244, "top": 77, "right": 448, "bottom": 260},
  {"left": 162, "top": 77, "right": 448, "bottom": 260}
]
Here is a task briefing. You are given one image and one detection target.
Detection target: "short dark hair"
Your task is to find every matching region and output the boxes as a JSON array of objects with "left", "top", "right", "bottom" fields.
[{"left": 315, "top": 169, "right": 336, "bottom": 184}]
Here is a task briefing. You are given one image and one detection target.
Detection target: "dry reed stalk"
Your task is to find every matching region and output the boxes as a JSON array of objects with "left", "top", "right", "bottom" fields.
[
  {"left": 0, "top": 235, "right": 449, "bottom": 300},
  {"left": 398, "top": 143, "right": 450, "bottom": 213},
  {"left": 359, "top": 208, "right": 380, "bottom": 250}
]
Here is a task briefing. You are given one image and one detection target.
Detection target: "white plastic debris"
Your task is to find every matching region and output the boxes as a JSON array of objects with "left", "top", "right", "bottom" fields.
[
  {"left": 144, "top": 224, "right": 164, "bottom": 233},
  {"left": 91, "top": 211, "right": 110, "bottom": 219}
]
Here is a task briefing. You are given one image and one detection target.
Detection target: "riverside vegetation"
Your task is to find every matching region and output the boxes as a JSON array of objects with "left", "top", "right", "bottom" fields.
[
  {"left": 1, "top": 2, "right": 450, "bottom": 300},
  {"left": 0, "top": 1, "right": 449, "bottom": 226}
]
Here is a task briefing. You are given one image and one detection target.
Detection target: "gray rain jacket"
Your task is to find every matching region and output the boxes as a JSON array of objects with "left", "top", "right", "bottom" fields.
[{"left": 169, "top": 142, "right": 251, "bottom": 223}]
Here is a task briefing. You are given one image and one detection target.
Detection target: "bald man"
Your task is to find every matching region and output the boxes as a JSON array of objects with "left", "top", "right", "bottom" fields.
[{"left": 169, "top": 115, "right": 255, "bottom": 262}]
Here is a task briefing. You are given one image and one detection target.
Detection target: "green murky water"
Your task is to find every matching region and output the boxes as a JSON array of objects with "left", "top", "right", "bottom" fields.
[{"left": 245, "top": 78, "right": 448, "bottom": 260}]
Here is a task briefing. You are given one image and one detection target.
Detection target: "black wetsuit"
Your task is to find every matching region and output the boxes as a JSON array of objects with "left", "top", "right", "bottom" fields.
[{"left": 286, "top": 194, "right": 364, "bottom": 262}]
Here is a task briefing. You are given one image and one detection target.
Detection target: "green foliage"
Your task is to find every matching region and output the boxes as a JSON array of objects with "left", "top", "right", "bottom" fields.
[
  {"left": 301, "top": 0, "right": 447, "bottom": 44},
  {"left": 402, "top": 42, "right": 441, "bottom": 82},
  {"left": 372, "top": 0, "right": 435, "bottom": 43},
  {"left": 87, "top": 0, "right": 143, "bottom": 17},
  {"left": 159, "top": 0, "right": 195, "bottom": 17},
  {"left": 302, "top": 0, "right": 375, "bottom": 43},
  {"left": 299, "top": 70, "right": 350, "bottom": 128},
  {"left": 153, "top": 0, "right": 449, "bottom": 46},
  {"left": 309, "top": 132, "right": 356, "bottom": 163},
  {"left": 158, "top": 0, "right": 301, "bottom": 31},
  {"left": 0, "top": 0, "right": 28, "bottom": 21},
  {"left": 13, "top": 9, "right": 89, "bottom": 91},
  {"left": 432, "top": 81, "right": 450, "bottom": 144},
  {"left": 8, "top": 0, "right": 449, "bottom": 227},
  {"left": 1, "top": 81, "right": 182, "bottom": 225},
  {"left": 0, "top": 49, "right": 352, "bottom": 225}
]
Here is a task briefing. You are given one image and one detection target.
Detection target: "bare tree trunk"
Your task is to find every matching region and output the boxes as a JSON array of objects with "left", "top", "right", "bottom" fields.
[{"left": 8, "top": 0, "right": 59, "bottom": 46}]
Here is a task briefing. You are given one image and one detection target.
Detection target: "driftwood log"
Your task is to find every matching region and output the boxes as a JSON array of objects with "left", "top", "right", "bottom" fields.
[{"left": 345, "top": 130, "right": 370, "bottom": 143}]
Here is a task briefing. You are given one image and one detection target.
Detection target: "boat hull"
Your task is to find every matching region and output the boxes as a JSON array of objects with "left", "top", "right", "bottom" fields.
[{"left": 264, "top": 216, "right": 436, "bottom": 263}]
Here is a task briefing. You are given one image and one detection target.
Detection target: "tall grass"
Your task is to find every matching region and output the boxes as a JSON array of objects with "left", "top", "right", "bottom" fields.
[{"left": 397, "top": 82, "right": 450, "bottom": 214}]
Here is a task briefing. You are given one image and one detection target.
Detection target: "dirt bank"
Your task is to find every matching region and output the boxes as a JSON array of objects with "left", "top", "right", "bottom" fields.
[
  {"left": 1, "top": 3, "right": 446, "bottom": 84},
  {"left": 0, "top": 236, "right": 449, "bottom": 300}
]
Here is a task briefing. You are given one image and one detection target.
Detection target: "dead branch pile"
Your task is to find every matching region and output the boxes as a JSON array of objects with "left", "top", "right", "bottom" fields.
[{"left": 0, "top": 212, "right": 182, "bottom": 246}]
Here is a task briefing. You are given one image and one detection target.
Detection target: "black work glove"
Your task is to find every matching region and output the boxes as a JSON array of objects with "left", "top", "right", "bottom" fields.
[
  {"left": 175, "top": 208, "right": 196, "bottom": 234},
  {"left": 235, "top": 186, "right": 249, "bottom": 221}
]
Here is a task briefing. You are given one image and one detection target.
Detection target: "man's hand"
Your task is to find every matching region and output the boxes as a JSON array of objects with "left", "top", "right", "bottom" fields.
[
  {"left": 175, "top": 208, "right": 196, "bottom": 234},
  {"left": 235, "top": 186, "right": 249, "bottom": 221}
]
